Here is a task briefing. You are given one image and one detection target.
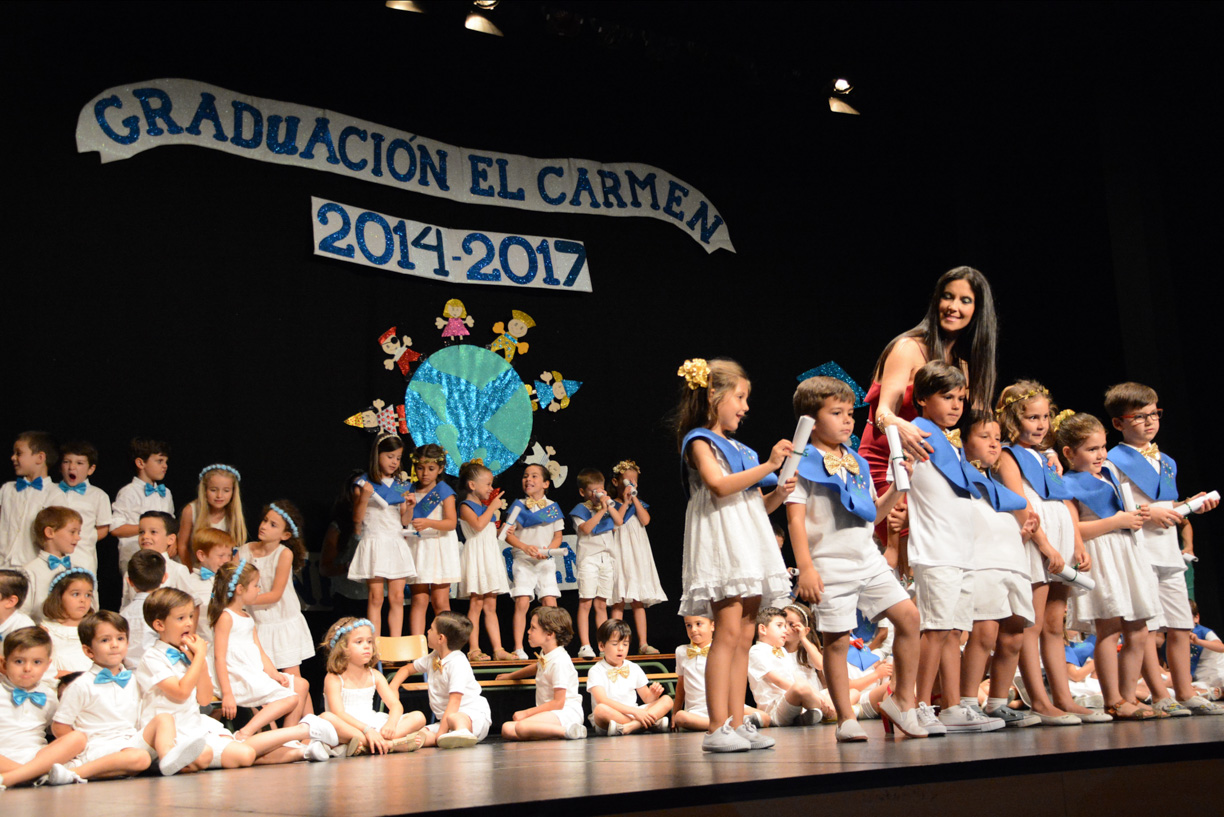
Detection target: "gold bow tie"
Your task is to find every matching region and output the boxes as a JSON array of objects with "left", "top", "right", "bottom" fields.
[
  {"left": 524, "top": 498, "right": 548, "bottom": 511},
  {"left": 536, "top": 651, "right": 547, "bottom": 669},
  {"left": 823, "top": 452, "right": 860, "bottom": 476},
  {"left": 772, "top": 646, "right": 785, "bottom": 659},
  {"left": 606, "top": 665, "right": 631, "bottom": 681},
  {"left": 944, "top": 428, "right": 962, "bottom": 448},
  {"left": 686, "top": 644, "right": 710, "bottom": 659},
  {"left": 969, "top": 460, "right": 984, "bottom": 472},
  {"left": 1140, "top": 443, "right": 1160, "bottom": 459},
  {"left": 432, "top": 657, "right": 443, "bottom": 673}
]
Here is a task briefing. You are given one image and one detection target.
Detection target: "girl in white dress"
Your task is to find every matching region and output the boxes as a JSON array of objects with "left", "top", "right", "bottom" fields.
[
  {"left": 317, "top": 617, "right": 426, "bottom": 755},
  {"left": 177, "top": 463, "right": 246, "bottom": 569},
  {"left": 40, "top": 568, "right": 95, "bottom": 682},
  {"left": 406, "top": 444, "right": 460, "bottom": 636},
  {"left": 609, "top": 460, "right": 667, "bottom": 654},
  {"left": 457, "top": 461, "right": 514, "bottom": 661},
  {"left": 209, "top": 559, "right": 310, "bottom": 739},
  {"left": 995, "top": 381, "right": 1094, "bottom": 722},
  {"left": 239, "top": 501, "right": 315, "bottom": 683},
  {"left": 349, "top": 433, "right": 416, "bottom": 637},
  {"left": 674, "top": 357, "right": 795, "bottom": 753},
  {"left": 1056, "top": 412, "right": 1159, "bottom": 721}
]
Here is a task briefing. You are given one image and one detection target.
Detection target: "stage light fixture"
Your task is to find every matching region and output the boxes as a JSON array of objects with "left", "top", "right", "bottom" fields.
[
  {"left": 833, "top": 78, "right": 853, "bottom": 94},
  {"left": 827, "top": 77, "right": 859, "bottom": 115},
  {"left": 466, "top": 0, "right": 503, "bottom": 36},
  {"left": 385, "top": 1, "right": 427, "bottom": 12}
]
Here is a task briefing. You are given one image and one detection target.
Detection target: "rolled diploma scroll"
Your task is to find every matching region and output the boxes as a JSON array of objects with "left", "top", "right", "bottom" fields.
[
  {"left": 1118, "top": 483, "right": 1145, "bottom": 548},
  {"left": 497, "top": 505, "right": 522, "bottom": 541},
  {"left": 1052, "top": 565, "right": 1096, "bottom": 591},
  {"left": 778, "top": 415, "right": 816, "bottom": 486},
  {"left": 546, "top": 547, "right": 570, "bottom": 558},
  {"left": 884, "top": 424, "right": 911, "bottom": 492},
  {"left": 1176, "top": 490, "right": 1220, "bottom": 516}
]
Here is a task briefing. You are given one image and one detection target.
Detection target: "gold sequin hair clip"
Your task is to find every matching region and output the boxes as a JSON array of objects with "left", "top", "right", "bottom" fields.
[
  {"left": 1051, "top": 409, "right": 1076, "bottom": 432},
  {"left": 677, "top": 358, "right": 710, "bottom": 390}
]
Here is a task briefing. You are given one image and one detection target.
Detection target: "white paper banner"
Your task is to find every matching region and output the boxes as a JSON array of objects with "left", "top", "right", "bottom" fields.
[
  {"left": 77, "top": 79, "right": 734, "bottom": 254},
  {"left": 311, "top": 197, "right": 592, "bottom": 292}
]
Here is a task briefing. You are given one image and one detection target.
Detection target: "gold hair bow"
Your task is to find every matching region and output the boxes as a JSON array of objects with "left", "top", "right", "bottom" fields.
[{"left": 677, "top": 359, "right": 710, "bottom": 390}]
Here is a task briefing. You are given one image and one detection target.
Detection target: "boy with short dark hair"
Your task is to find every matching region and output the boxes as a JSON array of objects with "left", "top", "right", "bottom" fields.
[
  {"left": 110, "top": 437, "right": 174, "bottom": 576},
  {"left": 497, "top": 607, "right": 587, "bottom": 741},
  {"left": 1, "top": 431, "right": 58, "bottom": 568},
  {"left": 121, "top": 510, "right": 192, "bottom": 607},
  {"left": 571, "top": 467, "right": 624, "bottom": 660},
  {"left": 55, "top": 441, "right": 112, "bottom": 575},
  {"left": 393, "top": 610, "right": 491, "bottom": 749},
  {"left": 0, "top": 569, "right": 35, "bottom": 638},
  {"left": 121, "top": 550, "right": 169, "bottom": 666},
  {"left": 1105, "top": 382, "right": 1222, "bottom": 716},
  {"left": 586, "top": 619, "right": 672, "bottom": 735}
]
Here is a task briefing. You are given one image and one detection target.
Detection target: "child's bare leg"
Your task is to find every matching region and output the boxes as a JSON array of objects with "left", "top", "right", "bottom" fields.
[
  {"left": 1042, "top": 585, "right": 1085, "bottom": 712},
  {"left": 961, "top": 621, "right": 998, "bottom": 700},
  {"left": 468, "top": 595, "right": 484, "bottom": 653},
  {"left": 1119, "top": 620, "right": 1149, "bottom": 702},
  {"left": 235, "top": 694, "right": 298, "bottom": 739},
  {"left": 366, "top": 579, "right": 386, "bottom": 637},
  {"left": 387, "top": 579, "right": 407, "bottom": 637},
  {"left": 917, "top": 629, "right": 948, "bottom": 705},
  {"left": 541, "top": 595, "right": 558, "bottom": 607},
  {"left": 577, "top": 598, "right": 593, "bottom": 647},
  {"left": 431, "top": 584, "right": 451, "bottom": 614},
  {"left": 394, "top": 710, "right": 427, "bottom": 738},
  {"left": 1018, "top": 582, "right": 1067, "bottom": 716},
  {"left": 483, "top": 597, "right": 506, "bottom": 653},
  {"left": 318, "top": 711, "right": 365, "bottom": 743},
  {"left": 1139, "top": 630, "right": 1171, "bottom": 700},
  {"left": 594, "top": 702, "right": 635, "bottom": 732},
  {"left": 987, "top": 617, "right": 1026, "bottom": 700},
  {"left": 409, "top": 582, "right": 430, "bottom": 635},
  {"left": 0, "top": 731, "right": 87, "bottom": 787},
  {"left": 728, "top": 596, "right": 760, "bottom": 727},
  {"left": 822, "top": 631, "right": 855, "bottom": 722},
  {"left": 1165, "top": 629, "right": 1198, "bottom": 700},
  {"left": 1094, "top": 619, "right": 1122, "bottom": 703},
  {"left": 69, "top": 747, "right": 154, "bottom": 779},
  {"left": 632, "top": 603, "right": 649, "bottom": 647},
  {"left": 674, "top": 710, "right": 710, "bottom": 732},
  {"left": 278, "top": 666, "right": 314, "bottom": 715},
  {"left": 504, "top": 713, "right": 567, "bottom": 741},
  {"left": 706, "top": 597, "right": 744, "bottom": 730},
  {"left": 939, "top": 630, "right": 963, "bottom": 705},
  {"left": 145, "top": 712, "right": 181, "bottom": 760},
  {"left": 593, "top": 597, "right": 608, "bottom": 631},
  {"left": 885, "top": 599, "right": 921, "bottom": 710},
  {"left": 610, "top": 602, "right": 624, "bottom": 619},
  {"left": 512, "top": 595, "right": 531, "bottom": 651}
]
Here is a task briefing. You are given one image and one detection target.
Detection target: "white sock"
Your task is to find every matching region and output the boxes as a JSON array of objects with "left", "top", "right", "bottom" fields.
[
  {"left": 985, "top": 697, "right": 1008, "bottom": 713},
  {"left": 960, "top": 697, "right": 977, "bottom": 710}
]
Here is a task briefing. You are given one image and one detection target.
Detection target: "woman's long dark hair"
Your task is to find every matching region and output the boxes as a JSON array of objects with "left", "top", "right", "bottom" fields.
[{"left": 872, "top": 266, "right": 998, "bottom": 410}]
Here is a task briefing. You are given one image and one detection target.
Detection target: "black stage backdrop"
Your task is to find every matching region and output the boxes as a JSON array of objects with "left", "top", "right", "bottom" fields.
[{"left": 3, "top": 1, "right": 1222, "bottom": 656}]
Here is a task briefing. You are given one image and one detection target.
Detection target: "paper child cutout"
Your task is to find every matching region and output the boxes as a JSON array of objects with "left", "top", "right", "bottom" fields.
[
  {"left": 435, "top": 299, "right": 475, "bottom": 344},
  {"left": 524, "top": 442, "right": 568, "bottom": 488},
  {"left": 489, "top": 310, "right": 535, "bottom": 362},
  {"left": 379, "top": 327, "right": 422, "bottom": 376},
  {"left": 532, "top": 371, "right": 583, "bottom": 413},
  {"left": 343, "top": 399, "right": 408, "bottom": 435}
]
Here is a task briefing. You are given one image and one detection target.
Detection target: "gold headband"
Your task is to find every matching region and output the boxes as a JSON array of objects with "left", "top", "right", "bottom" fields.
[
  {"left": 612, "top": 459, "right": 640, "bottom": 476},
  {"left": 995, "top": 386, "right": 1049, "bottom": 415},
  {"left": 1051, "top": 409, "right": 1076, "bottom": 432}
]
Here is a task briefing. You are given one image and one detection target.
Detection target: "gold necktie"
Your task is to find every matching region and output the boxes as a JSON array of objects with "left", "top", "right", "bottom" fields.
[
  {"left": 686, "top": 644, "right": 710, "bottom": 659},
  {"left": 606, "top": 665, "right": 630, "bottom": 681},
  {"left": 823, "top": 452, "right": 860, "bottom": 476},
  {"left": 1140, "top": 443, "right": 1160, "bottom": 460},
  {"left": 772, "top": 646, "right": 785, "bottom": 659},
  {"left": 944, "top": 428, "right": 962, "bottom": 448}
]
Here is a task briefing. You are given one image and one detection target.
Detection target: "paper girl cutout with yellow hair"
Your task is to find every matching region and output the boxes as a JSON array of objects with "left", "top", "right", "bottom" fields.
[{"left": 435, "top": 299, "right": 475, "bottom": 344}]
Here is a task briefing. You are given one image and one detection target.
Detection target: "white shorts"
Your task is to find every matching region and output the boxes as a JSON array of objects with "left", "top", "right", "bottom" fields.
[
  {"left": 913, "top": 564, "right": 974, "bottom": 632},
  {"left": 814, "top": 568, "right": 910, "bottom": 634},
  {"left": 425, "top": 709, "right": 491, "bottom": 742},
  {"left": 764, "top": 695, "right": 803, "bottom": 727},
  {"left": 972, "top": 568, "right": 1036, "bottom": 627},
  {"left": 1146, "top": 567, "right": 1193, "bottom": 631},
  {"left": 534, "top": 706, "right": 584, "bottom": 731},
  {"left": 69, "top": 732, "right": 156, "bottom": 768},
  {"left": 511, "top": 556, "right": 559, "bottom": 599},
  {"left": 577, "top": 551, "right": 615, "bottom": 600},
  {"left": 205, "top": 732, "right": 236, "bottom": 769}
]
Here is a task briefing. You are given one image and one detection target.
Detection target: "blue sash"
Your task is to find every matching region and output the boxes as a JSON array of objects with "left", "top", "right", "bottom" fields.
[
  {"left": 356, "top": 473, "right": 410, "bottom": 505},
  {"left": 913, "top": 418, "right": 979, "bottom": 499},
  {"left": 1003, "top": 445, "right": 1073, "bottom": 501},
  {"left": 1107, "top": 445, "right": 1178, "bottom": 501},
  {"left": 412, "top": 482, "right": 455, "bottom": 519},
  {"left": 966, "top": 466, "right": 1027, "bottom": 513},
  {"left": 461, "top": 499, "right": 486, "bottom": 516},
  {"left": 681, "top": 428, "right": 778, "bottom": 498},
  {"left": 616, "top": 500, "right": 650, "bottom": 522},
  {"left": 509, "top": 499, "right": 564, "bottom": 528},
  {"left": 1064, "top": 467, "right": 1125, "bottom": 520},
  {"left": 570, "top": 503, "right": 615, "bottom": 535},
  {"left": 795, "top": 444, "right": 876, "bottom": 523}
]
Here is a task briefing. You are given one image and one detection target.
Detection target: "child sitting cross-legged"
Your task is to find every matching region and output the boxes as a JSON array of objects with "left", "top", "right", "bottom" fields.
[
  {"left": 748, "top": 607, "right": 829, "bottom": 728},
  {"left": 497, "top": 606, "right": 588, "bottom": 741},
  {"left": 390, "top": 611, "right": 492, "bottom": 749},
  {"left": 586, "top": 619, "right": 673, "bottom": 736}
]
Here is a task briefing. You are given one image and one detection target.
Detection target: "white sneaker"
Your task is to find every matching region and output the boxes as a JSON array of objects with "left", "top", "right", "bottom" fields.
[
  {"left": 985, "top": 704, "right": 1041, "bottom": 728},
  {"left": 744, "top": 711, "right": 764, "bottom": 729},
  {"left": 649, "top": 716, "right": 669, "bottom": 733},
  {"left": 301, "top": 714, "right": 340, "bottom": 745},
  {"left": 939, "top": 705, "right": 1006, "bottom": 733},
  {"left": 437, "top": 728, "right": 479, "bottom": 749},
  {"left": 835, "top": 719, "right": 869, "bottom": 742},
  {"left": 159, "top": 732, "right": 208, "bottom": 775},
  {"left": 606, "top": 719, "right": 622, "bottom": 736},
  {"left": 564, "top": 723, "right": 588, "bottom": 740},
  {"left": 702, "top": 719, "right": 751, "bottom": 753},
  {"left": 734, "top": 719, "right": 775, "bottom": 750},
  {"left": 1153, "top": 697, "right": 1192, "bottom": 718},
  {"left": 303, "top": 741, "right": 331, "bottom": 762},
  {"left": 513, "top": 648, "right": 529, "bottom": 660},
  {"left": 45, "top": 763, "right": 87, "bottom": 786},
  {"left": 575, "top": 645, "right": 597, "bottom": 660},
  {"left": 798, "top": 709, "right": 821, "bottom": 726},
  {"left": 1177, "top": 695, "right": 1224, "bottom": 716},
  {"left": 916, "top": 703, "right": 947, "bottom": 736}
]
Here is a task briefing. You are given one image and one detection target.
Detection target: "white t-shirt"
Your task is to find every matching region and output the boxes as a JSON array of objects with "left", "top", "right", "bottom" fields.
[
  {"left": 120, "top": 591, "right": 159, "bottom": 668},
  {"left": 585, "top": 658, "right": 647, "bottom": 707},
  {"left": 1198, "top": 629, "right": 1224, "bottom": 680},
  {"left": 135, "top": 641, "right": 227, "bottom": 733},
  {"left": 786, "top": 457, "right": 884, "bottom": 582},
  {"left": 1115, "top": 445, "right": 1183, "bottom": 571},
  {"left": 969, "top": 496, "right": 1030, "bottom": 574},
  {"left": 513, "top": 502, "right": 564, "bottom": 560},
  {"left": 110, "top": 478, "right": 175, "bottom": 567},
  {"left": 0, "top": 610, "right": 36, "bottom": 639},
  {"left": 907, "top": 456, "right": 975, "bottom": 569},
  {"left": 747, "top": 641, "right": 795, "bottom": 711},
  {"left": 50, "top": 481, "right": 112, "bottom": 572},
  {"left": 0, "top": 676, "right": 57, "bottom": 759},
  {"left": 535, "top": 645, "right": 583, "bottom": 720},
  {"left": 673, "top": 643, "right": 709, "bottom": 714},
  {"left": 411, "top": 649, "right": 491, "bottom": 723},
  {"left": 53, "top": 663, "right": 142, "bottom": 740},
  {"left": 0, "top": 478, "right": 57, "bottom": 567}
]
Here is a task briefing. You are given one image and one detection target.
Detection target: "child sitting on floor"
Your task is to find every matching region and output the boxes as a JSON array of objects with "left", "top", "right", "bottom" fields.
[
  {"left": 391, "top": 611, "right": 491, "bottom": 749},
  {"left": 586, "top": 619, "right": 673, "bottom": 735},
  {"left": 747, "top": 607, "right": 827, "bottom": 727},
  {"left": 497, "top": 607, "right": 587, "bottom": 741}
]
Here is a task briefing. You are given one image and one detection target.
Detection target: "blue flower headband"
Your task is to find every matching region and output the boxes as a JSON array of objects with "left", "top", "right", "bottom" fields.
[
  {"left": 199, "top": 463, "right": 242, "bottom": 482},
  {"left": 329, "top": 618, "right": 374, "bottom": 650},
  {"left": 227, "top": 559, "right": 248, "bottom": 596},
  {"left": 48, "top": 566, "right": 97, "bottom": 593},
  {"left": 268, "top": 503, "right": 300, "bottom": 538}
]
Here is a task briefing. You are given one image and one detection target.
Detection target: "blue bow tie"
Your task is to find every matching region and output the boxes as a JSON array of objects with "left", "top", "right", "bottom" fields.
[
  {"left": 15, "top": 477, "right": 44, "bottom": 492},
  {"left": 94, "top": 668, "right": 133, "bottom": 688},
  {"left": 60, "top": 481, "right": 87, "bottom": 495},
  {"left": 144, "top": 482, "right": 166, "bottom": 497},
  {"left": 198, "top": 567, "right": 215, "bottom": 581},
  {"left": 12, "top": 687, "right": 47, "bottom": 707},
  {"left": 165, "top": 647, "right": 188, "bottom": 665},
  {"left": 48, "top": 554, "right": 72, "bottom": 570}
]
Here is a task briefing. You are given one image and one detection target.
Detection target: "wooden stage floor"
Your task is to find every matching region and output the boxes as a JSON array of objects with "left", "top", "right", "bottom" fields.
[{"left": 7, "top": 717, "right": 1222, "bottom": 817}]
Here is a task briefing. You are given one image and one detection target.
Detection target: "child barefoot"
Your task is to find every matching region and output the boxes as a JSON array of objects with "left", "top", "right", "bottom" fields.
[
  {"left": 497, "top": 607, "right": 587, "bottom": 741},
  {"left": 391, "top": 611, "right": 491, "bottom": 749},
  {"left": 586, "top": 619, "right": 673, "bottom": 736}
]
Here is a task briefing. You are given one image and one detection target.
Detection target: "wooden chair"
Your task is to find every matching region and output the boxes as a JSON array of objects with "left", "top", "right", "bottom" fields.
[{"left": 377, "top": 635, "right": 428, "bottom": 671}]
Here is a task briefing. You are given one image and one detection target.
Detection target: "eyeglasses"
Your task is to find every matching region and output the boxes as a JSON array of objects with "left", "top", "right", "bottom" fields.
[{"left": 1121, "top": 409, "right": 1163, "bottom": 424}]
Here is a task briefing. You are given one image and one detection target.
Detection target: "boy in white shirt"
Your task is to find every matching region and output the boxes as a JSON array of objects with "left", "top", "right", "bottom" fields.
[
  {"left": 570, "top": 468, "right": 625, "bottom": 660},
  {"left": 20, "top": 506, "right": 82, "bottom": 620},
  {"left": 0, "top": 626, "right": 87, "bottom": 788},
  {"left": 54, "top": 441, "right": 111, "bottom": 575},
  {"left": 52, "top": 610, "right": 206, "bottom": 779},
  {"left": 785, "top": 376, "right": 924, "bottom": 741},
  {"left": 747, "top": 608, "right": 827, "bottom": 728},
  {"left": 586, "top": 619, "right": 672, "bottom": 735},
  {"left": 393, "top": 610, "right": 492, "bottom": 748},
  {"left": 497, "top": 606, "right": 587, "bottom": 740},
  {"left": 0, "top": 570, "right": 36, "bottom": 639},
  {"left": 121, "top": 511, "right": 193, "bottom": 607},
  {"left": 1, "top": 431, "right": 58, "bottom": 568},
  {"left": 120, "top": 550, "right": 167, "bottom": 667},
  {"left": 110, "top": 437, "right": 174, "bottom": 577},
  {"left": 185, "top": 528, "right": 231, "bottom": 642},
  {"left": 504, "top": 465, "right": 565, "bottom": 659}
]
